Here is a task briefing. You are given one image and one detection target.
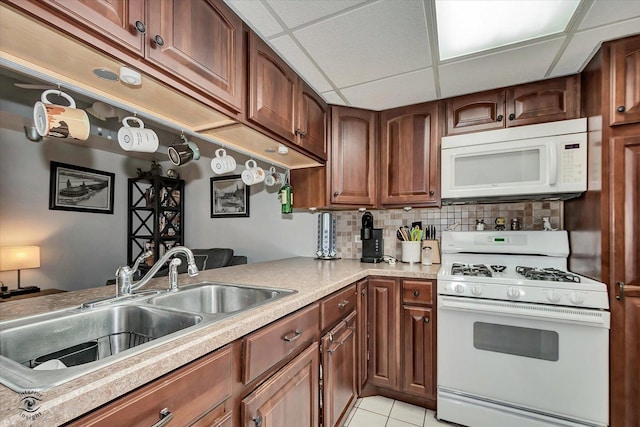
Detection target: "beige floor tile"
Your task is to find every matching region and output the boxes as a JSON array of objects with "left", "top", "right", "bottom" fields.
[
  {"left": 358, "top": 395, "right": 395, "bottom": 416},
  {"left": 346, "top": 408, "right": 388, "bottom": 427},
  {"left": 387, "top": 418, "right": 421, "bottom": 427},
  {"left": 343, "top": 406, "right": 356, "bottom": 426},
  {"left": 424, "top": 409, "right": 450, "bottom": 426},
  {"left": 390, "top": 400, "right": 426, "bottom": 426}
]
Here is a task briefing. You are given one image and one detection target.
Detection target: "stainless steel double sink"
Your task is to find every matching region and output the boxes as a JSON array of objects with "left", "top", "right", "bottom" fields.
[{"left": 0, "top": 282, "right": 296, "bottom": 392}]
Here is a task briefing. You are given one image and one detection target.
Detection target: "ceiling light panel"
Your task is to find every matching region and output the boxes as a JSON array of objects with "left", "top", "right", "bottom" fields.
[{"left": 436, "top": 0, "right": 580, "bottom": 60}]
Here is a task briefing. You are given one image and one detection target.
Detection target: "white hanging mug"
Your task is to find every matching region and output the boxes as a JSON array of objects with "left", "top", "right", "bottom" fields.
[
  {"left": 33, "top": 90, "right": 90, "bottom": 140},
  {"left": 210, "top": 148, "right": 236, "bottom": 174},
  {"left": 241, "top": 159, "right": 265, "bottom": 185},
  {"left": 117, "top": 116, "right": 159, "bottom": 153}
]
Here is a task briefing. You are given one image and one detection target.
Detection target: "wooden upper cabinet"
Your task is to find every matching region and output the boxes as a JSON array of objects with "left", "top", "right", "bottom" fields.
[
  {"left": 380, "top": 102, "right": 440, "bottom": 207},
  {"left": 506, "top": 75, "right": 580, "bottom": 127},
  {"left": 248, "top": 31, "right": 299, "bottom": 142},
  {"left": 146, "top": 0, "right": 243, "bottom": 111},
  {"left": 298, "top": 82, "right": 328, "bottom": 159},
  {"left": 610, "top": 36, "right": 640, "bottom": 125},
  {"left": 37, "top": 0, "right": 146, "bottom": 54},
  {"left": 330, "top": 106, "right": 378, "bottom": 207},
  {"left": 445, "top": 89, "right": 505, "bottom": 135},
  {"left": 445, "top": 75, "right": 580, "bottom": 135}
]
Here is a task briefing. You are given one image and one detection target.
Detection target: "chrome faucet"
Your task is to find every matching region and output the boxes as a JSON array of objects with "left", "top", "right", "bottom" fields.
[{"left": 115, "top": 246, "right": 199, "bottom": 296}]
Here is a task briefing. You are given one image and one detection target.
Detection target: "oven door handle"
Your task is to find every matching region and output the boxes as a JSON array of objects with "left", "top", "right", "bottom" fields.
[{"left": 439, "top": 296, "right": 610, "bottom": 327}]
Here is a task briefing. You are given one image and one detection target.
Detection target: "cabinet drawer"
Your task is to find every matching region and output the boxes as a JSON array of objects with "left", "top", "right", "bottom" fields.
[
  {"left": 243, "top": 304, "right": 319, "bottom": 384},
  {"left": 321, "top": 284, "right": 357, "bottom": 331},
  {"left": 68, "top": 345, "right": 232, "bottom": 426},
  {"left": 193, "top": 404, "right": 232, "bottom": 427},
  {"left": 402, "top": 280, "right": 433, "bottom": 305}
]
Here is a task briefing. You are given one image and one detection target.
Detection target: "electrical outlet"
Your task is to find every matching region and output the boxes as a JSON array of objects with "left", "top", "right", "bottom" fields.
[{"left": 354, "top": 235, "right": 361, "bottom": 243}]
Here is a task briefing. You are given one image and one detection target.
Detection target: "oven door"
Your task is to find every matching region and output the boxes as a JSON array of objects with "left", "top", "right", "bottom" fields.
[{"left": 437, "top": 295, "right": 609, "bottom": 427}]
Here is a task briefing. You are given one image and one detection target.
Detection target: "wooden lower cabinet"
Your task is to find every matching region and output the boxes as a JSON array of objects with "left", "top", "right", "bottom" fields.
[
  {"left": 356, "top": 279, "right": 369, "bottom": 394},
  {"left": 241, "top": 342, "right": 319, "bottom": 427},
  {"left": 368, "top": 277, "right": 400, "bottom": 389},
  {"left": 321, "top": 311, "right": 357, "bottom": 427},
  {"left": 66, "top": 345, "right": 233, "bottom": 426},
  {"left": 401, "top": 306, "right": 434, "bottom": 398}
]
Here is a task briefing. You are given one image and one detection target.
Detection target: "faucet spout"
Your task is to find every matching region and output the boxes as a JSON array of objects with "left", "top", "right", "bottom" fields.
[{"left": 116, "top": 246, "right": 199, "bottom": 296}]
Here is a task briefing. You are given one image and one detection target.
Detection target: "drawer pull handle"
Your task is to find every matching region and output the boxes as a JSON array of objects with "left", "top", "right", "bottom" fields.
[
  {"left": 151, "top": 408, "right": 173, "bottom": 427},
  {"left": 413, "top": 290, "right": 420, "bottom": 297},
  {"left": 283, "top": 329, "right": 302, "bottom": 342},
  {"left": 337, "top": 300, "right": 350, "bottom": 309}
]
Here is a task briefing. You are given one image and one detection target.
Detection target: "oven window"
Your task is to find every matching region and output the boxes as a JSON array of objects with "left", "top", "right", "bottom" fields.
[{"left": 473, "top": 322, "right": 559, "bottom": 361}]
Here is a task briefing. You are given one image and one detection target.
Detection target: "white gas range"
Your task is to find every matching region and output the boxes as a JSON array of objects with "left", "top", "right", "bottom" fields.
[{"left": 436, "top": 231, "right": 610, "bottom": 427}]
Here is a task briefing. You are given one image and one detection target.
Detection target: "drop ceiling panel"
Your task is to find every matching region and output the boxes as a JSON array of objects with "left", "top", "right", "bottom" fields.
[
  {"left": 293, "top": 0, "right": 431, "bottom": 88},
  {"left": 321, "top": 91, "right": 346, "bottom": 105},
  {"left": 226, "top": 0, "right": 283, "bottom": 37},
  {"left": 552, "top": 17, "right": 640, "bottom": 76},
  {"left": 578, "top": 0, "right": 640, "bottom": 30},
  {"left": 265, "top": 0, "right": 367, "bottom": 29},
  {"left": 341, "top": 68, "right": 436, "bottom": 111},
  {"left": 269, "top": 35, "right": 333, "bottom": 93},
  {"left": 439, "top": 38, "right": 565, "bottom": 98}
]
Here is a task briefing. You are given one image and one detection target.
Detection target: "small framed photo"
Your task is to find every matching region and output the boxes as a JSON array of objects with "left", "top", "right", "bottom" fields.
[
  {"left": 210, "top": 175, "right": 249, "bottom": 218},
  {"left": 49, "top": 161, "right": 115, "bottom": 214}
]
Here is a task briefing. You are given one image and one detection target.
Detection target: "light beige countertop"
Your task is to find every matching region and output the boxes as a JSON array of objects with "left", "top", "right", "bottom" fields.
[{"left": 0, "top": 257, "right": 439, "bottom": 426}]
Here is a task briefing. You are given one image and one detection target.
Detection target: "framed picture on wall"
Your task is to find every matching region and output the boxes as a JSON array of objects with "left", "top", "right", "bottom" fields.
[
  {"left": 49, "top": 161, "right": 115, "bottom": 214},
  {"left": 210, "top": 175, "right": 249, "bottom": 218}
]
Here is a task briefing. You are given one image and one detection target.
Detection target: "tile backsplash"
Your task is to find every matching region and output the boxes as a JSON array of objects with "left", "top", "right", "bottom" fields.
[{"left": 334, "top": 201, "right": 562, "bottom": 260}]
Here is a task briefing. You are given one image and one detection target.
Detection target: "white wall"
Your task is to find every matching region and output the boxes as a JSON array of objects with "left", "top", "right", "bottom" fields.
[{"left": 0, "top": 126, "right": 317, "bottom": 291}]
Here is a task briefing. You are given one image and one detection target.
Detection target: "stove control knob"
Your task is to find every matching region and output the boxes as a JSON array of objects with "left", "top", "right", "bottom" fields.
[
  {"left": 471, "top": 285, "right": 483, "bottom": 296},
  {"left": 507, "top": 287, "right": 521, "bottom": 299},
  {"left": 454, "top": 284, "right": 465, "bottom": 294},
  {"left": 569, "top": 291, "right": 585, "bottom": 305},
  {"left": 546, "top": 289, "right": 561, "bottom": 303}
]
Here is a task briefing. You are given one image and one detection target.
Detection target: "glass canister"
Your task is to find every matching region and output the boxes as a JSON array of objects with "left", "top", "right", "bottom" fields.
[{"left": 421, "top": 245, "right": 433, "bottom": 266}]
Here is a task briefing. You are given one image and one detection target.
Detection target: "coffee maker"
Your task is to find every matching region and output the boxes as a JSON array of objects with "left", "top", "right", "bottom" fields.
[{"left": 360, "top": 211, "right": 384, "bottom": 263}]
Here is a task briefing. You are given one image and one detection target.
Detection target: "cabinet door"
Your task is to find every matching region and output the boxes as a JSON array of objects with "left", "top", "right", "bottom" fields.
[
  {"left": 505, "top": 75, "right": 580, "bottom": 127},
  {"left": 322, "top": 311, "right": 357, "bottom": 427},
  {"left": 330, "top": 106, "right": 378, "bottom": 206},
  {"left": 146, "top": 0, "right": 243, "bottom": 111},
  {"left": 248, "top": 31, "right": 299, "bottom": 142},
  {"left": 380, "top": 102, "right": 439, "bottom": 206},
  {"left": 37, "top": 0, "right": 145, "bottom": 54},
  {"left": 401, "top": 306, "right": 434, "bottom": 398},
  {"left": 610, "top": 37, "right": 640, "bottom": 125},
  {"left": 356, "top": 279, "right": 368, "bottom": 394},
  {"left": 298, "top": 82, "right": 328, "bottom": 160},
  {"left": 445, "top": 89, "right": 505, "bottom": 135},
  {"left": 609, "top": 134, "right": 640, "bottom": 427},
  {"left": 368, "top": 277, "right": 399, "bottom": 389},
  {"left": 242, "top": 342, "right": 319, "bottom": 427}
]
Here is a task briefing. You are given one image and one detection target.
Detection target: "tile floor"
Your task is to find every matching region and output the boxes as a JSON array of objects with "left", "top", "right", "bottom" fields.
[{"left": 344, "top": 396, "right": 451, "bottom": 427}]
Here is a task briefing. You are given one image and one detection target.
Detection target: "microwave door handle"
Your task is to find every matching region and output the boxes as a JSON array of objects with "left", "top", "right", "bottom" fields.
[{"left": 548, "top": 143, "right": 558, "bottom": 185}]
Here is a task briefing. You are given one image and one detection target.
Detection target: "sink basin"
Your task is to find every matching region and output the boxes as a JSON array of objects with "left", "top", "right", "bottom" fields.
[
  {"left": 146, "top": 282, "right": 296, "bottom": 314},
  {"left": 0, "top": 305, "right": 202, "bottom": 391}
]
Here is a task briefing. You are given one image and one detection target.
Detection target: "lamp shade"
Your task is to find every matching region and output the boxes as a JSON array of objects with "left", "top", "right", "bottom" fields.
[{"left": 0, "top": 246, "right": 41, "bottom": 271}]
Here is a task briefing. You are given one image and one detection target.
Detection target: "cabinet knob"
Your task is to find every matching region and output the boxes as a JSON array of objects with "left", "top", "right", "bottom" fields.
[
  {"left": 616, "top": 281, "right": 625, "bottom": 300},
  {"left": 295, "top": 128, "right": 307, "bottom": 138},
  {"left": 154, "top": 34, "right": 165, "bottom": 47},
  {"left": 134, "top": 20, "right": 146, "bottom": 34},
  {"left": 252, "top": 415, "right": 263, "bottom": 427},
  {"left": 333, "top": 191, "right": 340, "bottom": 197},
  {"left": 617, "top": 105, "right": 626, "bottom": 113},
  {"left": 413, "top": 290, "right": 420, "bottom": 297},
  {"left": 424, "top": 317, "right": 430, "bottom": 324},
  {"left": 496, "top": 114, "right": 503, "bottom": 121},
  {"left": 429, "top": 190, "right": 435, "bottom": 196},
  {"left": 509, "top": 113, "right": 516, "bottom": 120}
]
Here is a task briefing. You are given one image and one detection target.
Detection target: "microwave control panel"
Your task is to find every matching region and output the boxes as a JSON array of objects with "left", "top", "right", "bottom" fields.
[{"left": 559, "top": 142, "right": 585, "bottom": 184}]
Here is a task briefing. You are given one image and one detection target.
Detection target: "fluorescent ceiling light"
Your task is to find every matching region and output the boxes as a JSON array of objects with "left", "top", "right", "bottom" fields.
[{"left": 436, "top": 0, "right": 580, "bottom": 60}]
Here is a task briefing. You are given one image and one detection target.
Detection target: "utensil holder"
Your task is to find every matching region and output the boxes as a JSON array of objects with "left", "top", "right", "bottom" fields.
[{"left": 401, "top": 241, "right": 421, "bottom": 263}]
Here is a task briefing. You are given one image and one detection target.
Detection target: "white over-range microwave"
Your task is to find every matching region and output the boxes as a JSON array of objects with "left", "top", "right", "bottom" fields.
[{"left": 441, "top": 118, "right": 587, "bottom": 204}]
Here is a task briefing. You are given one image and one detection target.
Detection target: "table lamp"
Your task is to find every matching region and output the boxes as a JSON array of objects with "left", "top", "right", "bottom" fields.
[{"left": 0, "top": 246, "right": 41, "bottom": 298}]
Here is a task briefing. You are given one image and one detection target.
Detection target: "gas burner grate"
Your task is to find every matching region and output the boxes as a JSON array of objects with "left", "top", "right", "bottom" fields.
[
  {"left": 490, "top": 265, "right": 506, "bottom": 272},
  {"left": 516, "top": 266, "right": 581, "bottom": 283},
  {"left": 452, "top": 263, "right": 492, "bottom": 277}
]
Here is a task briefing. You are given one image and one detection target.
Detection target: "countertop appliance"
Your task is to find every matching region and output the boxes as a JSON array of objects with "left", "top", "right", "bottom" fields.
[
  {"left": 441, "top": 118, "right": 587, "bottom": 204},
  {"left": 316, "top": 212, "right": 339, "bottom": 260},
  {"left": 436, "top": 231, "right": 609, "bottom": 427},
  {"left": 360, "top": 211, "right": 383, "bottom": 263}
]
